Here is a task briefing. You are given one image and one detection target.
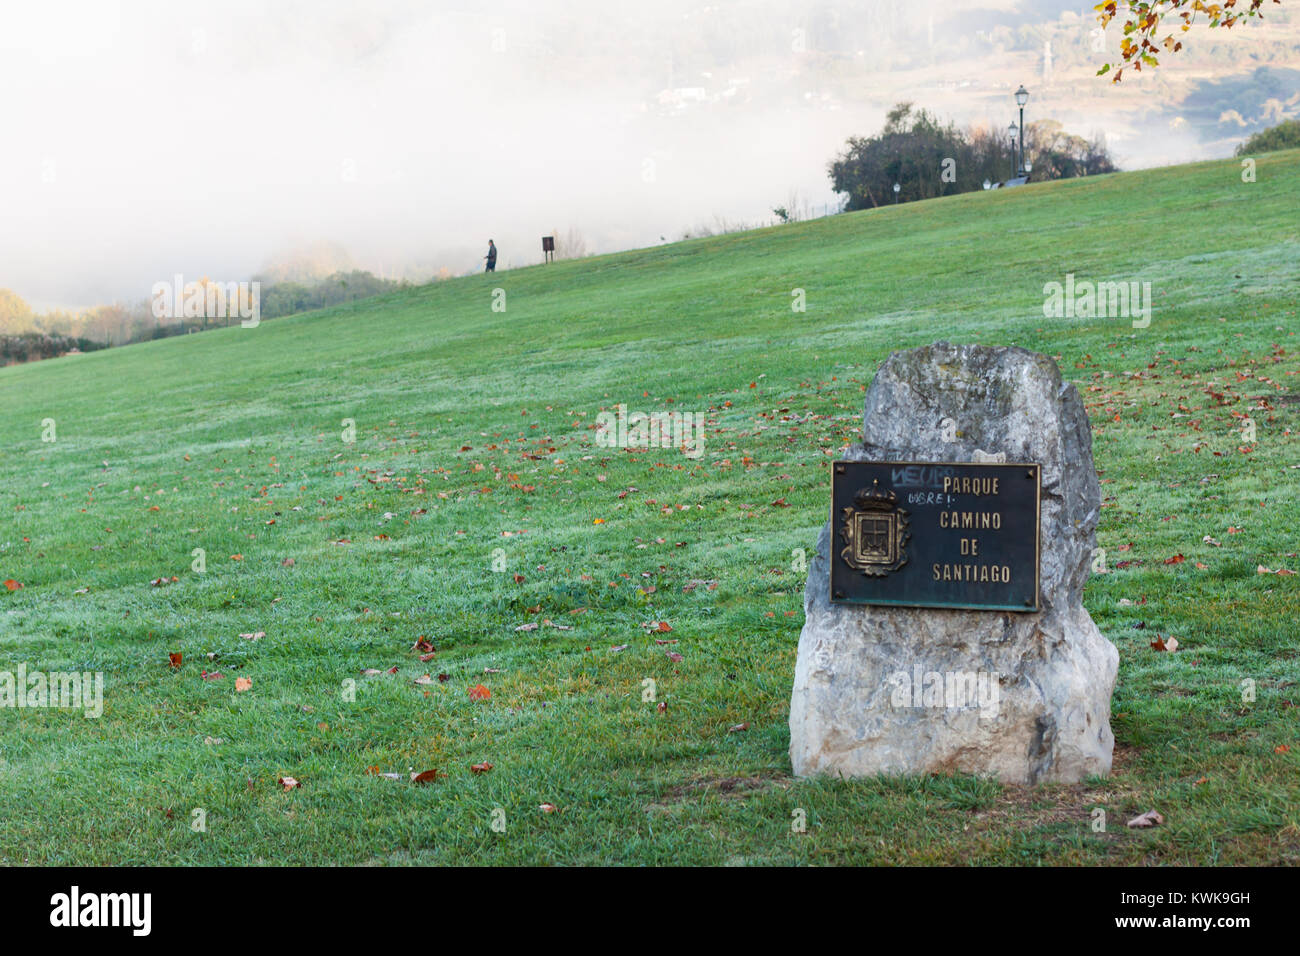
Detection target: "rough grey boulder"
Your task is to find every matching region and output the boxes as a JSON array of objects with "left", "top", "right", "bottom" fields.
[{"left": 789, "top": 341, "right": 1118, "bottom": 785}]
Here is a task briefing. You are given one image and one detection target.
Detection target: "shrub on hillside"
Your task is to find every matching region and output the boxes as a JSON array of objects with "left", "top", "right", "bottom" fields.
[
  {"left": 1236, "top": 119, "right": 1300, "bottom": 157},
  {"left": 0, "top": 332, "right": 105, "bottom": 365}
]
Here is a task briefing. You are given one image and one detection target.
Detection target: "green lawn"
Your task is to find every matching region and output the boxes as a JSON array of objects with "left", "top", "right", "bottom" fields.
[{"left": 1, "top": 151, "right": 1297, "bottom": 865}]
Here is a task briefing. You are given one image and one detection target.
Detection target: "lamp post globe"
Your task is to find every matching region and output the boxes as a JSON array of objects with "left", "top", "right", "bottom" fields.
[{"left": 893, "top": 182, "right": 900, "bottom": 204}]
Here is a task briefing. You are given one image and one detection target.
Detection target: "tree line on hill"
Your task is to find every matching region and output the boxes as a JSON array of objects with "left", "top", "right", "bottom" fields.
[
  {"left": 1236, "top": 119, "right": 1300, "bottom": 156},
  {"left": 0, "top": 271, "right": 410, "bottom": 357},
  {"left": 828, "top": 102, "right": 1118, "bottom": 210}
]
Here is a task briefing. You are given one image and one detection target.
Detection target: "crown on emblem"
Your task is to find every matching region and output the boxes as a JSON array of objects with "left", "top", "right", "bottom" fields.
[{"left": 853, "top": 479, "right": 896, "bottom": 511}]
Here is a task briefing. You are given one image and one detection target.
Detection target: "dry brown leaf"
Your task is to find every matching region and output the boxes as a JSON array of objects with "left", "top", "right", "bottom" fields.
[{"left": 1126, "top": 809, "right": 1163, "bottom": 828}]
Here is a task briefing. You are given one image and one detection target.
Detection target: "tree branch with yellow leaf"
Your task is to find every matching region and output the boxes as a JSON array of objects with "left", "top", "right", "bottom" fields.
[{"left": 1095, "top": 0, "right": 1281, "bottom": 81}]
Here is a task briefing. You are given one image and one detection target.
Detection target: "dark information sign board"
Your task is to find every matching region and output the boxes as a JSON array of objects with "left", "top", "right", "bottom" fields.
[{"left": 830, "top": 460, "right": 1041, "bottom": 612}]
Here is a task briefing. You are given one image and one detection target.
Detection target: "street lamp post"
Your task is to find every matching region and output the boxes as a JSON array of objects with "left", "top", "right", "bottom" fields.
[
  {"left": 1015, "top": 84, "right": 1029, "bottom": 176},
  {"left": 1008, "top": 122, "right": 1018, "bottom": 181},
  {"left": 893, "top": 182, "right": 900, "bottom": 204}
]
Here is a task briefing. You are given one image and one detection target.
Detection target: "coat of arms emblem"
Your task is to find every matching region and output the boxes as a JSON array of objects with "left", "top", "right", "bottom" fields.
[{"left": 839, "top": 479, "right": 909, "bottom": 576}]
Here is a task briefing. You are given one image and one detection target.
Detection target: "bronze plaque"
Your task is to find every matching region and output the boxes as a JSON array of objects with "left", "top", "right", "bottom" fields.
[{"left": 830, "top": 460, "right": 1041, "bottom": 612}]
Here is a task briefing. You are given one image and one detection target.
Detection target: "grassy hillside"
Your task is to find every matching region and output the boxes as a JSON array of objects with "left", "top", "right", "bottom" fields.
[{"left": 1, "top": 152, "right": 1297, "bottom": 865}]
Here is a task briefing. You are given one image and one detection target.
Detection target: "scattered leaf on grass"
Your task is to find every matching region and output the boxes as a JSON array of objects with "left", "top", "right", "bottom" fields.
[
  {"left": 539, "top": 803, "right": 557, "bottom": 813},
  {"left": 666, "top": 650, "right": 684, "bottom": 663},
  {"left": 468, "top": 684, "right": 492, "bottom": 701},
  {"left": 1150, "top": 636, "right": 1179, "bottom": 653},
  {"left": 235, "top": 677, "right": 253, "bottom": 692},
  {"left": 1126, "top": 810, "right": 1164, "bottom": 829},
  {"left": 728, "top": 722, "right": 750, "bottom": 733},
  {"left": 201, "top": 670, "right": 223, "bottom": 680},
  {"left": 4, "top": 579, "right": 23, "bottom": 591},
  {"left": 413, "top": 674, "right": 434, "bottom": 685},
  {"left": 471, "top": 762, "right": 493, "bottom": 774},
  {"left": 277, "top": 776, "right": 300, "bottom": 791},
  {"left": 514, "top": 622, "right": 539, "bottom": 632},
  {"left": 410, "top": 769, "right": 440, "bottom": 784},
  {"left": 168, "top": 652, "right": 183, "bottom": 669},
  {"left": 239, "top": 631, "right": 265, "bottom": 641}
]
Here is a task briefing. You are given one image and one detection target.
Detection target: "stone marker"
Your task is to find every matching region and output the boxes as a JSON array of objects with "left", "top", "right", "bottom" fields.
[{"left": 789, "top": 341, "right": 1118, "bottom": 785}]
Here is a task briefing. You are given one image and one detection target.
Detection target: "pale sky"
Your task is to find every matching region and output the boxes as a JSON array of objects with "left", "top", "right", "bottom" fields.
[{"left": 1, "top": 1, "right": 1286, "bottom": 310}]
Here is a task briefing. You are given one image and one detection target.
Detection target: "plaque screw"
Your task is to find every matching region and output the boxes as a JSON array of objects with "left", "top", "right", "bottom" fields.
[
  {"left": 1026, "top": 468, "right": 1036, "bottom": 479},
  {"left": 1024, "top": 597, "right": 1035, "bottom": 606},
  {"left": 833, "top": 590, "right": 846, "bottom": 600},
  {"left": 834, "top": 464, "right": 846, "bottom": 475}
]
